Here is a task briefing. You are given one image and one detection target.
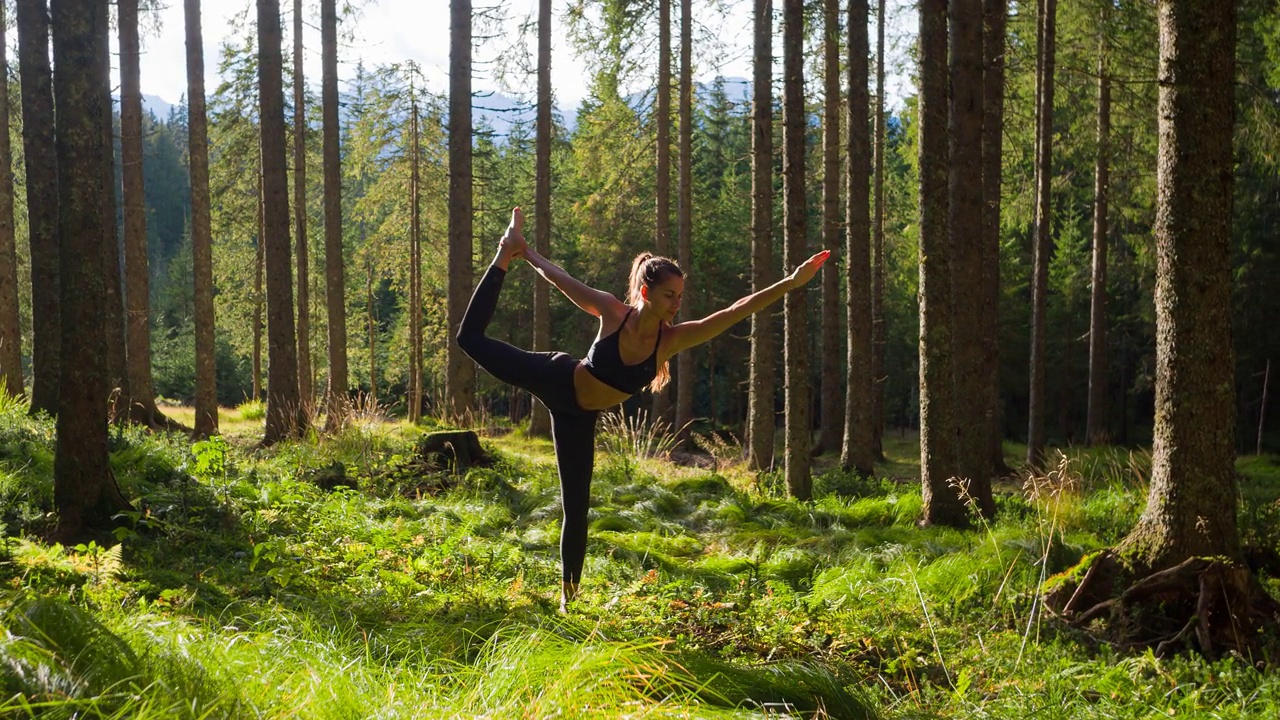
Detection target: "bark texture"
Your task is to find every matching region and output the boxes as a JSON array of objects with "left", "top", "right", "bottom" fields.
[
  {"left": 818, "top": 0, "right": 843, "bottom": 455},
  {"left": 746, "top": 0, "right": 775, "bottom": 472},
  {"left": 1026, "top": 0, "right": 1056, "bottom": 467},
  {"left": 186, "top": 0, "right": 219, "bottom": 437},
  {"left": 258, "top": 0, "right": 305, "bottom": 444},
  {"left": 842, "top": 0, "right": 874, "bottom": 477},
  {"left": 782, "top": 0, "right": 811, "bottom": 499},
  {"left": 981, "top": 0, "right": 1007, "bottom": 474},
  {"left": 17, "top": 0, "right": 60, "bottom": 415},
  {"left": 447, "top": 0, "right": 475, "bottom": 422},
  {"left": 918, "top": 0, "right": 964, "bottom": 526},
  {"left": 675, "top": 0, "right": 694, "bottom": 433},
  {"left": 950, "top": 0, "right": 995, "bottom": 516},
  {"left": 293, "top": 0, "right": 312, "bottom": 409},
  {"left": 321, "top": 0, "right": 348, "bottom": 431},
  {"left": 0, "top": 4, "right": 23, "bottom": 398},
  {"left": 1086, "top": 38, "right": 1111, "bottom": 447},
  {"left": 98, "top": 0, "right": 127, "bottom": 420},
  {"left": 652, "top": 0, "right": 673, "bottom": 423},
  {"left": 120, "top": 0, "right": 167, "bottom": 427},
  {"left": 51, "top": 0, "right": 131, "bottom": 540},
  {"left": 529, "top": 0, "right": 552, "bottom": 437},
  {"left": 871, "top": 0, "right": 886, "bottom": 459},
  {"left": 1119, "top": 0, "right": 1239, "bottom": 570}
]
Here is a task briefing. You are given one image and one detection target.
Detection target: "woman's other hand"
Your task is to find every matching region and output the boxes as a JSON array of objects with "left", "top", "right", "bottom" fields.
[{"left": 788, "top": 250, "right": 832, "bottom": 287}]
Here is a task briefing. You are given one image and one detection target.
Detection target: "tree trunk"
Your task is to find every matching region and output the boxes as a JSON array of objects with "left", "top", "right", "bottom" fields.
[
  {"left": 292, "top": 0, "right": 312, "bottom": 411},
  {"left": 871, "top": 0, "right": 886, "bottom": 459},
  {"left": 981, "top": 0, "right": 1007, "bottom": 474},
  {"left": 675, "top": 0, "right": 693, "bottom": 434},
  {"left": 99, "top": 1, "right": 127, "bottom": 422},
  {"left": 782, "top": 0, "right": 810, "bottom": 500},
  {"left": 652, "top": 0, "right": 673, "bottom": 423},
  {"left": 0, "top": 4, "right": 23, "bottom": 398},
  {"left": 818, "top": 0, "right": 843, "bottom": 456},
  {"left": 1086, "top": 38, "right": 1111, "bottom": 447},
  {"left": 1118, "top": 0, "right": 1239, "bottom": 570},
  {"left": 51, "top": 0, "right": 131, "bottom": 541},
  {"left": 918, "top": 0, "right": 963, "bottom": 526},
  {"left": 1046, "top": 4, "right": 1262, "bottom": 660},
  {"left": 746, "top": 0, "right": 775, "bottom": 472},
  {"left": 365, "top": 224, "right": 376, "bottom": 406},
  {"left": 258, "top": 0, "right": 305, "bottom": 445},
  {"left": 529, "top": 0, "right": 552, "bottom": 437},
  {"left": 409, "top": 97, "right": 423, "bottom": 423},
  {"left": 841, "top": 0, "right": 874, "bottom": 477},
  {"left": 1259, "top": 359, "right": 1270, "bottom": 457},
  {"left": 17, "top": 0, "right": 60, "bottom": 416},
  {"left": 120, "top": 0, "right": 168, "bottom": 428},
  {"left": 950, "top": 0, "right": 994, "bottom": 516},
  {"left": 253, "top": 175, "right": 264, "bottom": 402},
  {"left": 321, "top": 0, "right": 347, "bottom": 431},
  {"left": 1026, "top": 0, "right": 1056, "bottom": 468},
  {"left": 186, "top": 0, "right": 218, "bottom": 437},
  {"left": 447, "top": 0, "right": 475, "bottom": 423}
]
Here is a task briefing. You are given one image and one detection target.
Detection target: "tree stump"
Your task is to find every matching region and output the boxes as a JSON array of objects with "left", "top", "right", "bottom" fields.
[{"left": 415, "top": 430, "right": 489, "bottom": 472}]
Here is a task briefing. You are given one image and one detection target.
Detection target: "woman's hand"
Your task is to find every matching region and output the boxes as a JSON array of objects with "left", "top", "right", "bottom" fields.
[{"left": 788, "top": 250, "right": 832, "bottom": 287}]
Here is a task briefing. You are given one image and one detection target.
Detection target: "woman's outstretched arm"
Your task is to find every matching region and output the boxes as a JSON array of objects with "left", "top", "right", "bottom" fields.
[
  {"left": 505, "top": 207, "right": 624, "bottom": 318},
  {"left": 665, "top": 250, "right": 831, "bottom": 355}
]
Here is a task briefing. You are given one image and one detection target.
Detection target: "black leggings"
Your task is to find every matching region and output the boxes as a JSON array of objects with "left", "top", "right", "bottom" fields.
[{"left": 456, "top": 265, "right": 599, "bottom": 584}]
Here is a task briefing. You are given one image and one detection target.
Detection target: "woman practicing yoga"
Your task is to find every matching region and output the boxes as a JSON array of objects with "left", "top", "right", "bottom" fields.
[{"left": 457, "top": 207, "right": 830, "bottom": 611}]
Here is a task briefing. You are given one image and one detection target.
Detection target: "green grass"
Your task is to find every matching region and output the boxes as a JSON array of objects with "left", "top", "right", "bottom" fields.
[{"left": 2, "top": 404, "right": 1278, "bottom": 718}]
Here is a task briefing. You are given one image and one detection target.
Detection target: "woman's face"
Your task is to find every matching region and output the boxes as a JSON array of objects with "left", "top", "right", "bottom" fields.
[{"left": 643, "top": 274, "right": 684, "bottom": 322}]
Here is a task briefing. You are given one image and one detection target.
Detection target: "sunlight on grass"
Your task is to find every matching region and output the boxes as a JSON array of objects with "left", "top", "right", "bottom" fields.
[{"left": 2, "top": 403, "right": 1279, "bottom": 718}]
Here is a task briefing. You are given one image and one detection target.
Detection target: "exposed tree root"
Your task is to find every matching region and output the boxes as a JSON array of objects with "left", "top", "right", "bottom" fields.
[{"left": 1045, "top": 551, "right": 1280, "bottom": 660}]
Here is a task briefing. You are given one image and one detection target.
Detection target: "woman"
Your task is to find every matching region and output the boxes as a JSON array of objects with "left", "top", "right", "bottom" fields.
[{"left": 457, "top": 208, "right": 830, "bottom": 610}]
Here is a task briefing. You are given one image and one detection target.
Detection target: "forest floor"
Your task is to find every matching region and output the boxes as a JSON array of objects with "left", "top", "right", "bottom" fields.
[{"left": 2, "top": 400, "right": 1279, "bottom": 718}]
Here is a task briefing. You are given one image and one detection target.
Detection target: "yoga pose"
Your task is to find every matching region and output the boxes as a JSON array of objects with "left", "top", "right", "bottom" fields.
[{"left": 457, "top": 207, "right": 830, "bottom": 610}]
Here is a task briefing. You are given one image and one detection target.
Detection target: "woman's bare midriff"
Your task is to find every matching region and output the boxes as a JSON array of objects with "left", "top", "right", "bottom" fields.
[{"left": 572, "top": 362, "right": 634, "bottom": 412}]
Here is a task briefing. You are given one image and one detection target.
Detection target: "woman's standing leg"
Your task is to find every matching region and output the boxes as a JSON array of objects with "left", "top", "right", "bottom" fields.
[{"left": 550, "top": 408, "right": 598, "bottom": 610}]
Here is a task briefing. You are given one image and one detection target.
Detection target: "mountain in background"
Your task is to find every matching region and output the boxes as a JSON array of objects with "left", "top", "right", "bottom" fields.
[{"left": 139, "top": 76, "right": 753, "bottom": 140}]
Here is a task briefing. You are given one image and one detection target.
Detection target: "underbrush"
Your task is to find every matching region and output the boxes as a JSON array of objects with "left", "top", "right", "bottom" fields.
[{"left": 1, "top": 403, "right": 1278, "bottom": 718}]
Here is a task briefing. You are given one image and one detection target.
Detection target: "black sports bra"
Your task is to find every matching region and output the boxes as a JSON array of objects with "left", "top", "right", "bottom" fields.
[{"left": 583, "top": 308, "right": 661, "bottom": 394}]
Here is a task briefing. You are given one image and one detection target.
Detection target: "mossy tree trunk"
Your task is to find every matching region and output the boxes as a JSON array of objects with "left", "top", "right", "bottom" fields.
[
  {"left": 51, "top": 0, "right": 131, "bottom": 540},
  {"left": 1047, "top": 1, "right": 1280, "bottom": 658}
]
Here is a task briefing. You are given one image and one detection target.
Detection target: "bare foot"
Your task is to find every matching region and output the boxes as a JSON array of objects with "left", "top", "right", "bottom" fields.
[
  {"left": 493, "top": 207, "right": 527, "bottom": 270},
  {"left": 559, "top": 580, "right": 578, "bottom": 614}
]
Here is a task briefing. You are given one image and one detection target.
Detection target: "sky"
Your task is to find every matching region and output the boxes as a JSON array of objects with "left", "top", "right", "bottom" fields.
[
  {"left": 136, "top": 0, "right": 753, "bottom": 116},
  {"left": 100, "top": 0, "right": 912, "bottom": 119}
]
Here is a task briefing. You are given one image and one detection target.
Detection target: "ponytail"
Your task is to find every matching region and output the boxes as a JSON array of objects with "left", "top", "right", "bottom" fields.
[{"left": 626, "top": 252, "right": 683, "bottom": 394}]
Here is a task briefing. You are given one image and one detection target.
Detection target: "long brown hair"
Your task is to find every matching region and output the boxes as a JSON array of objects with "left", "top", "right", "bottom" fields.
[{"left": 627, "top": 253, "right": 683, "bottom": 392}]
